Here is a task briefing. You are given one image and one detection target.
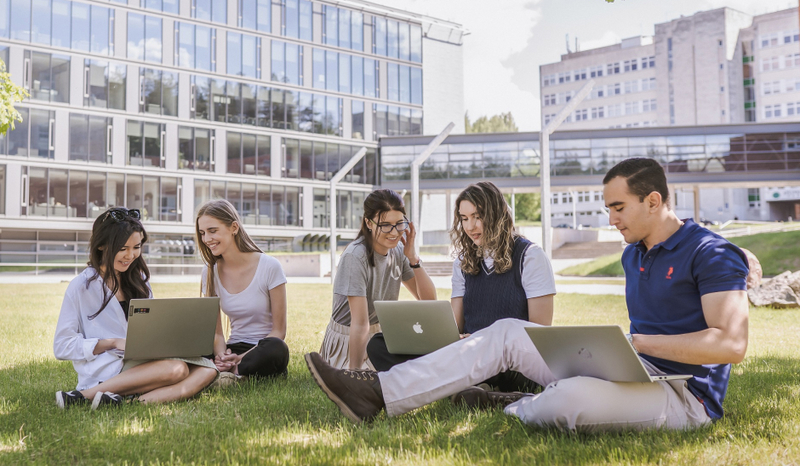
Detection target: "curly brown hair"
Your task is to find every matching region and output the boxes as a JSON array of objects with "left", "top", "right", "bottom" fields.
[{"left": 449, "top": 182, "right": 517, "bottom": 275}]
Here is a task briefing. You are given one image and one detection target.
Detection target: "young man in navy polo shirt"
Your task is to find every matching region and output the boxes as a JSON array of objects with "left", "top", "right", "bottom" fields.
[{"left": 303, "top": 158, "right": 750, "bottom": 431}]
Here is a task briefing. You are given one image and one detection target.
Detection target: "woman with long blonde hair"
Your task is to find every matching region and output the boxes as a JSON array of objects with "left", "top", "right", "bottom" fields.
[{"left": 196, "top": 200, "right": 289, "bottom": 380}]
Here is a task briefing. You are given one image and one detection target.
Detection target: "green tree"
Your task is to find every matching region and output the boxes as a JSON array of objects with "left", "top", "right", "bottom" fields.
[
  {"left": 0, "top": 59, "right": 28, "bottom": 135},
  {"left": 464, "top": 111, "right": 518, "bottom": 133},
  {"left": 505, "top": 193, "right": 541, "bottom": 223}
]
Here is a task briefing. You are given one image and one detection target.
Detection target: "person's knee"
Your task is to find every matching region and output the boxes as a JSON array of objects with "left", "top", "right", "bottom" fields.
[
  {"left": 165, "top": 361, "right": 190, "bottom": 383},
  {"left": 366, "top": 333, "right": 385, "bottom": 358}
]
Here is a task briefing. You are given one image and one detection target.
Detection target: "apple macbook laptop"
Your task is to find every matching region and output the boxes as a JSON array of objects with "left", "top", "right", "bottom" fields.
[
  {"left": 121, "top": 297, "right": 220, "bottom": 361},
  {"left": 525, "top": 325, "right": 692, "bottom": 383},
  {"left": 375, "top": 300, "right": 460, "bottom": 355}
]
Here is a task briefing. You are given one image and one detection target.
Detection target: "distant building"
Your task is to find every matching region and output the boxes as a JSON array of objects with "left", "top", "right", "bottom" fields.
[{"left": 538, "top": 6, "right": 800, "bottom": 225}]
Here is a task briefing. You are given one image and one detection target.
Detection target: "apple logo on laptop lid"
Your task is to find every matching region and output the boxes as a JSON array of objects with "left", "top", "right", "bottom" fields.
[{"left": 413, "top": 322, "right": 423, "bottom": 334}]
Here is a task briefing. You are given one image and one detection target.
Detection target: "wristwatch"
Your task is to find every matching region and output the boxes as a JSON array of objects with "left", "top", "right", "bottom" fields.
[
  {"left": 409, "top": 258, "right": 422, "bottom": 269},
  {"left": 626, "top": 333, "right": 639, "bottom": 354}
]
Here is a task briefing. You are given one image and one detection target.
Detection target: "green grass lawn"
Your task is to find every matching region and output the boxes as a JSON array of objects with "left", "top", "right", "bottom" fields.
[
  {"left": 2, "top": 283, "right": 800, "bottom": 465},
  {"left": 559, "top": 229, "right": 800, "bottom": 278}
]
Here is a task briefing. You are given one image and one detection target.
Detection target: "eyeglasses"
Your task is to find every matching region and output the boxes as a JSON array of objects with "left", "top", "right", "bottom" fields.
[
  {"left": 103, "top": 208, "right": 141, "bottom": 223},
  {"left": 369, "top": 218, "right": 410, "bottom": 234}
]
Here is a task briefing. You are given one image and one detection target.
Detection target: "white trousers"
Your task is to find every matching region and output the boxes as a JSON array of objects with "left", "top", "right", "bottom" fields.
[{"left": 379, "top": 318, "right": 711, "bottom": 432}]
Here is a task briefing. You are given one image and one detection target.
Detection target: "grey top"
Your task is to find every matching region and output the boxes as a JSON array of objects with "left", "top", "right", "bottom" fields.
[{"left": 331, "top": 237, "right": 416, "bottom": 326}]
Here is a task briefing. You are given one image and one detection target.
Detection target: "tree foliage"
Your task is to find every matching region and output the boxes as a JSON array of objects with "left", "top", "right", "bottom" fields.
[
  {"left": 0, "top": 59, "right": 28, "bottom": 135},
  {"left": 505, "top": 192, "right": 542, "bottom": 222},
  {"left": 464, "top": 111, "right": 518, "bottom": 134}
]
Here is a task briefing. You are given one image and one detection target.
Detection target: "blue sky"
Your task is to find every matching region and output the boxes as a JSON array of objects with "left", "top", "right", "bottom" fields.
[{"left": 377, "top": 0, "right": 799, "bottom": 131}]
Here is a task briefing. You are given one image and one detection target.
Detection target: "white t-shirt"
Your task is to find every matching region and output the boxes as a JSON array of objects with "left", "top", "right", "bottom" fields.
[
  {"left": 54, "top": 267, "right": 152, "bottom": 390},
  {"left": 451, "top": 243, "right": 556, "bottom": 299},
  {"left": 202, "top": 254, "right": 287, "bottom": 345}
]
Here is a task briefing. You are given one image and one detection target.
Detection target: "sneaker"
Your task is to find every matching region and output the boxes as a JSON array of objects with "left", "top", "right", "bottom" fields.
[
  {"left": 451, "top": 386, "right": 529, "bottom": 410},
  {"left": 304, "top": 352, "right": 384, "bottom": 423},
  {"left": 55, "top": 390, "right": 88, "bottom": 409},
  {"left": 91, "top": 391, "right": 123, "bottom": 410},
  {"left": 208, "top": 371, "right": 239, "bottom": 390}
]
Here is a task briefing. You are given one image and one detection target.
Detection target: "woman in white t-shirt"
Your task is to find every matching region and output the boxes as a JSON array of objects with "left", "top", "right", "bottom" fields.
[
  {"left": 319, "top": 189, "right": 437, "bottom": 370},
  {"left": 196, "top": 200, "right": 289, "bottom": 379},
  {"left": 53, "top": 208, "right": 218, "bottom": 409}
]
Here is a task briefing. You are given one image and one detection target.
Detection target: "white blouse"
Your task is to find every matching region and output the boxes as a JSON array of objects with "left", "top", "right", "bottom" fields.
[{"left": 53, "top": 267, "right": 152, "bottom": 391}]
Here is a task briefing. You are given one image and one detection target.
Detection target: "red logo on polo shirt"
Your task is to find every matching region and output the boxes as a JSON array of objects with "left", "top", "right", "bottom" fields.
[{"left": 666, "top": 267, "right": 674, "bottom": 279}]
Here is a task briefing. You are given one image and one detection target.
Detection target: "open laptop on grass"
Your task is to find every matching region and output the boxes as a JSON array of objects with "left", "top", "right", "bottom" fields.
[
  {"left": 121, "top": 297, "right": 220, "bottom": 361},
  {"left": 375, "top": 301, "right": 460, "bottom": 355},
  {"left": 526, "top": 325, "right": 692, "bottom": 383}
]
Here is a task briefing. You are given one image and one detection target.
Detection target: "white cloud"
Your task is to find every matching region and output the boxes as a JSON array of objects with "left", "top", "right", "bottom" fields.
[{"left": 578, "top": 30, "right": 623, "bottom": 53}]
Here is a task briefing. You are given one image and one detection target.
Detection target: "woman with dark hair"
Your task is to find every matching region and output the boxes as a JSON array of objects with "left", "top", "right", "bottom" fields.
[
  {"left": 367, "top": 182, "right": 555, "bottom": 395},
  {"left": 54, "top": 208, "right": 218, "bottom": 409},
  {"left": 196, "top": 199, "right": 289, "bottom": 380},
  {"left": 319, "top": 189, "right": 437, "bottom": 370}
]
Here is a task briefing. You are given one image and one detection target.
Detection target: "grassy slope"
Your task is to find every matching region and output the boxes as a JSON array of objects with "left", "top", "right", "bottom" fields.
[
  {"left": 1, "top": 284, "right": 800, "bottom": 465},
  {"left": 559, "top": 230, "right": 800, "bottom": 278}
]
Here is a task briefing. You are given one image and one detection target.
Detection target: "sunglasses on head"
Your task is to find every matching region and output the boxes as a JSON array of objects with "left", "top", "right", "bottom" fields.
[{"left": 103, "top": 208, "right": 141, "bottom": 223}]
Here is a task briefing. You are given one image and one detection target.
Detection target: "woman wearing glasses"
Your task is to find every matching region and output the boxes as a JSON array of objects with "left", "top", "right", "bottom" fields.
[
  {"left": 319, "top": 189, "right": 437, "bottom": 370},
  {"left": 196, "top": 200, "right": 289, "bottom": 381},
  {"left": 54, "top": 208, "right": 218, "bottom": 409},
  {"left": 367, "top": 181, "right": 555, "bottom": 397}
]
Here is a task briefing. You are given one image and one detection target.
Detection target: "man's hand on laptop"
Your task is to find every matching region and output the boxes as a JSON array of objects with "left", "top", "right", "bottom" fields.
[{"left": 459, "top": 333, "right": 471, "bottom": 339}]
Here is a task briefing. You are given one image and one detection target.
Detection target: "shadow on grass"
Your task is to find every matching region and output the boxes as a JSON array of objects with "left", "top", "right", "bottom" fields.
[{"left": 1, "top": 355, "right": 799, "bottom": 465}]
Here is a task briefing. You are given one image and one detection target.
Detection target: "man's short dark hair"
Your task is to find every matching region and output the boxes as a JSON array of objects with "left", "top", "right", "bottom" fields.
[{"left": 603, "top": 158, "right": 670, "bottom": 207}]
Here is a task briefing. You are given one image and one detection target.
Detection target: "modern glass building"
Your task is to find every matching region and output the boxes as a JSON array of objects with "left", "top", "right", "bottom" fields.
[
  {"left": 0, "top": 0, "right": 465, "bottom": 272},
  {"left": 380, "top": 122, "right": 800, "bottom": 229}
]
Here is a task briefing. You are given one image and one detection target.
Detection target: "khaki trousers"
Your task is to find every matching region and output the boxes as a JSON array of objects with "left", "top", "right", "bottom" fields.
[{"left": 379, "top": 318, "right": 711, "bottom": 432}]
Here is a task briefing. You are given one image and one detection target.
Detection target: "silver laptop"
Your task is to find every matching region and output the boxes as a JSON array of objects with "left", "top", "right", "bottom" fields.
[
  {"left": 123, "top": 297, "right": 220, "bottom": 361},
  {"left": 526, "top": 325, "right": 692, "bottom": 383},
  {"left": 375, "top": 300, "right": 460, "bottom": 355}
]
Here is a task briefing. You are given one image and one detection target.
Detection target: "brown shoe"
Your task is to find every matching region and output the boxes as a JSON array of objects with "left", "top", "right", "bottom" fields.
[
  {"left": 304, "top": 352, "right": 384, "bottom": 423},
  {"left": 451, "top": 386, "right": 529, "bottom": 410}
]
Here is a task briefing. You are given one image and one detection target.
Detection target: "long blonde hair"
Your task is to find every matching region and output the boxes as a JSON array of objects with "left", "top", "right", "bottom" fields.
[
  {"left": 196, "top": 199, "right": 262, "bottom": 297},
  {"left": 449, "top": 182, "right": 517, "bottom": 275}
]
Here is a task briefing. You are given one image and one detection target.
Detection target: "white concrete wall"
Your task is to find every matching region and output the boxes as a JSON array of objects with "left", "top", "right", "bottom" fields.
[{"left": 422, "top": 37, "right": 465, "bottom": 135}]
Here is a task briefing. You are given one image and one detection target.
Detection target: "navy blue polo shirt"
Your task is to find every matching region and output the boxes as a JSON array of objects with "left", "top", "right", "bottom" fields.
[{"left": 622, "top": 219, "right": 748, "bottom": 420}]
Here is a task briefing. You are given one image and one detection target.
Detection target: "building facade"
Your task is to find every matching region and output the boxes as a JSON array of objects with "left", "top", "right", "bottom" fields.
[
  {"left": 537, "top": 6, "right": 800, "bottom": 225},
  {"left": 0, "top": 0, "right": 465, "bottom": 271}
]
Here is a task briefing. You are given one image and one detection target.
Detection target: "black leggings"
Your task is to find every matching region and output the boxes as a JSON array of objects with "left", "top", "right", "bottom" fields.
[
  {"left": 367, "top": 333, "right": 542, "bottom": 393},
  {"left": 227, "top": 337, "right": 290, "bottom": 378}
]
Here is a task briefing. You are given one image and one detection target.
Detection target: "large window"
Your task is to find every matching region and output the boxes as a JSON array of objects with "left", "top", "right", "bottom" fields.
[
  {"left": 127, "top": 120, "right": 165, "bottom": 168},
  {"left": 193, "top": 0, "right": 226, "bottom": 23},
  {"left": 191, "top": 76, "right": 342, "bottom": 136},
  {"left": 69, "top": 114, "right": 112, "bottom": 163},
  {"left": 312, "top": 188, "right": 366, "bottom": 228},
  {"left": 178, "top": 126, "right": 214, "bottom": 171},
  {"left": 140, "top": 68, "right": 178, "bottom": 116},
  {"left": 271, "top": 41, "right": 301, "bottom": 85},
  {"left": 323, "top": 5, "right": 362, "bottom": 52},
  {"left": 386, "top": 63, "right": 421, "bottom": 104},
  {"left": 282, "top": 0, "right": 311, "bottom": 40},
  {"left": 128, "top": 13, "right": 163, "bottom": 63},
  {"left": 352, "top": 100, "right": 364, "bottom": 140},
  {"left": 175, "top": 22, "right": 215, "bottom": 71},
  {"left": 227, "top": 32, "right": 260, "bottom": 78},
  {"left": 84, "top": 60, "right": 126, "bottom": 110},
  {"left": 226, "top": 131, "right": 270, "bottom": 175},
  {"left": 239, "top": 0, "right": 270, "bottom": 32},
  {"left": 141, "top": 0, "right": 178, "bottom": 14},
  {"left": 374, "top": 104, "right": 422, "bottom": 137},
  {"left": 281, "top": 139, "right": 374, "bottom": 183},
  {"left": 126, "top": 174, "right": 180, "bottom": 221},
  {"left": 194, "top": 179, "right": 299, "bottom": 226},
  {"left": 22, "top": 168, "right": 162, "bottom": 220},
  {"left": 1, "top": 0, "right": 113, "bottom": 54},
  {"left": 24, "top": 50, "right": 69, "bottom": 103},
  {"left": 0, "top": 107, "right": 55, "bottom": 158},
  {"left": 313, "top": 50, "right": 376, "bottom": 97}
]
